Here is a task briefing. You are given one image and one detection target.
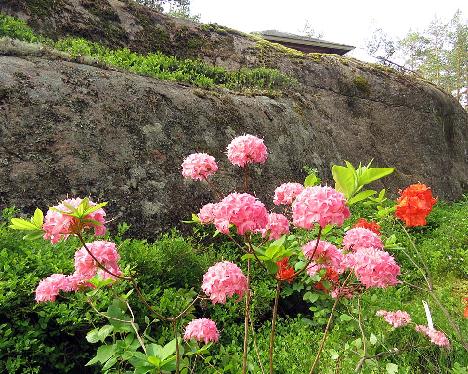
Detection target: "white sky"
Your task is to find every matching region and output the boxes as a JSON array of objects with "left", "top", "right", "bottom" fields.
[{"left": 189, "top": 0, "right": 468, "bottom": 61}]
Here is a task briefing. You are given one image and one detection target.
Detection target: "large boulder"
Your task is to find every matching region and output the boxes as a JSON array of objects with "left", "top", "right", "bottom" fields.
[{"left": 0, "top": 0, "right": 466, "bottom": 237}]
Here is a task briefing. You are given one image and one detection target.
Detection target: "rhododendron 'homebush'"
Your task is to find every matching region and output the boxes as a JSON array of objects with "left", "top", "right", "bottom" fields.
[
  {"left": 376, "top": 310, "right": 412, "bottom": 328},
  {"left": 302, "top": 240, "right": 345, "bottom": 277},
  {"left": 273, "top": 182, "right": 304, "bottom": 205},
  {"left": 181, "top": 153, "right": 218, "bottom": 181},
  {"left": 202, "top": 261, "right": 248, "bottom": 304},
  {"left": 35, "top": 274, "right": 79, "bottom": 302},
  {"left": 415, "top": 325, "right": 450, "bottom": 347},
  {"left": 342, "top": 227, "right": 384, "bottom": 252},
  {"left": 212, "top": 193, "right": 268, "bottom": 235},
  {"left": 353, "top": 218, "right": 381, "bottom": 235},
  {"left": 226, "top": 134, "right": 268, "bottom": 167},
  {"left": 74, "top": 241, "right": 122, "bottom": 280},
  {"left": 184, "top": 318, "right": 220, "bottom": 344},
  {"left": 292, "top": 186, "right": 350, "bottom": 229},
  {"left": 262, "top": 213, "right": 290, "bottom": 240},
  {"left": 43, "top": 197, "right": 106, "bottom": 244},
  {"left": 344, "top": 248, "right": 400, "bottom": 288}
]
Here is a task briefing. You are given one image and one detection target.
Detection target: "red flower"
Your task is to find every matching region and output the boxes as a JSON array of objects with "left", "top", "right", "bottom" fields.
[
  {"left": 353, "top": 218, "right": 381, "bottom": 235},
  {"left": 464, "top": 297, "right": 468, "bottom": 319},
  {"left": 314, "top": 268, "right": 339, "bottom": 292},
  {"left": 276, "top": 257, "right": 295, "bottom": 282},
  {"left": 395, "top": 183, "right": 436, "bottom": 227}
]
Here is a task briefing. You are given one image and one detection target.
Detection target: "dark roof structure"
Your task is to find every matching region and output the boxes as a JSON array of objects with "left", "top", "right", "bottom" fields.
[{"left": 258, "top": 30, "right": 355, "bottom": 55}]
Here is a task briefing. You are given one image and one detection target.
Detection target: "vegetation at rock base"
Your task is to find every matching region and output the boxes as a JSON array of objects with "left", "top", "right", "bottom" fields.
[
  {"left": 0, "top": 13, "right": 296, "bottom": 92},
  {"left": 1, "top": 191, "right": 467, "bottom": 372}
]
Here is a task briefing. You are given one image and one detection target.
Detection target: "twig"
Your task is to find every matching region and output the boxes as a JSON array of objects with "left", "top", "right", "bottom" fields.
[
  {"left": 250, "top": 314, "right": 266, "bottom": 374},
  {"left": 269, "top": 282, "right": 281, "bottom": 374},
  {"left": 173, "top": 320, "right": 180, "bottom": 374},
  {"left": 242, "top": 258, "right": 252, "bottom": 374},
  {"left": 309, "top": 272, "right": 353, "bottom": 374},
  {"left": 355, "top": 295, "right": 367, "bottom": 372}
]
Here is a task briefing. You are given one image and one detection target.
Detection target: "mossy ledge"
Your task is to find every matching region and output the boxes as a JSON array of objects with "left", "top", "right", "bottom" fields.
[{"left": 0, "top": 12, "right": 296, "bottom": 93}]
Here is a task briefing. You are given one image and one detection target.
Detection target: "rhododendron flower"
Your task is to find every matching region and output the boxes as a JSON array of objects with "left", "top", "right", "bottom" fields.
[
  {"left": 353, "top": 218, "right": 381, "bottom": 235},
  {"left": 315, "top": 268, "right": 339, "bottom": 292},
  {"left": 302, "top": 240, "right": 345, "bottom": 276},
  {"left": 181, "top": 153, "right": 218, "bottom": 181},
  {"left": 415, "top": 325, "right": 450, "bottom": 347},
  {"left": 292, "top": 186, "right": 350, "bottom": 229},
  {"left": 262, "top": 213, "right": 289, "bottom": 240},
  {"left": 35, "top": 274, "right": 79, "bottom": 302},
  {"left": 344, "top": 248, "right": 400, "bottom": 288},
  {"left": 212, "top": 193, "right": 268, "bottom": 235},
  {"left": 202, "top": 261, "right": 248, "bottom": 304},
  {"left": 343, "top": 227, "right": 383, "bottom": 252},
  {"left": 74, "top": 241, "right": 122, "bottom": 281},
  {"left": 184, "top": 318, "right": 220, "bottom": 344},
  {"left": 464, "top": 297, "right": 468, "bottom": 319},
  {"left": 226, "top": 134, "right": 268, "bottom": 167},
  {"left": 198, "top": 203, "right": 217, "bottom": 224},
  {"left": 376, "top": 310, "right": 412, "bottom": 327},
  {"left": 43, "top": 197, "right": 106, "bottom": 244},
  {"left": 396, "top": 183, "right": 437, "bottom": 227},
  {"left": 273, "top": 183, "right": 304, "bottom": 205},
  {"left": 276, "top": 257, "right": 295, "bottom": 282}
]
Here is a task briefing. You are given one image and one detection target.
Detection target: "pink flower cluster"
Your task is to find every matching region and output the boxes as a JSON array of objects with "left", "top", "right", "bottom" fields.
[
  {"left": 35, "top": 241, "right": 122, "bottom": 303},
  {"left": 292, "top": 186, "right": 350, "bottom": 229},
  {"left": 415, "top": 325, "right": 450, "bottom": 347},
  {"left": 273, "top": 182, "right": 304, "bottom": 205},
  {"left": 262, "top": 213, "right": 290, "bottom": 240},
  {"left": 210, "top": 193, "right": 268, "bottom": 235},
  {"left": 43, "top": 198, "right": 106, "bottom": 244},
  {"left": 302, "top": 240, "right": 344, "bottom": 277},
  {"left": 344, "top": 247, "right": 400, "bottom": 288},
  {"left": 226, "top": 134, "right": 268, "bottom": 167},
  {"left": 331, "top": 286, "right": 354, "bottom": 299},
  {"left": 343, "top": 228, "right": 384, "bottom": 252},
  {"left": 74, "top": 241, "right": 122, "bottom": 280},
  {"left": 35, "top": 274, "right": 80, "bottom": 302},
  {"left": 184, "top": 318, "right": 220, "bottom": 344},
  {"left": 181, "top": 153, "right": 218, "bottom": 181},
  {"left": 202, "top": 261, "right": 248, "bottom": 304},
  {"left": 198, "top": 203, "right": 217, "bottom": 224},
  {"left": 376, "top": 310, "right": 412, "bottom": 328}
]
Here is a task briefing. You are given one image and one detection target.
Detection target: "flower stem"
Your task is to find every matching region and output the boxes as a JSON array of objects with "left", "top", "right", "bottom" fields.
[
  {"left": 242, "top": 258, "right": 252, "bottom": 374},
  {"left": 269, "top": 282, "right": 281, "bottom": 374},
  {"left": 173, "top": 320, "right": 180, "bottom": 374},
  {"left": 309, "top": 272, "right": 352, "bottom": 374},
  {"left": 355, "top": 295, "right": 367, "bottom": 373}
]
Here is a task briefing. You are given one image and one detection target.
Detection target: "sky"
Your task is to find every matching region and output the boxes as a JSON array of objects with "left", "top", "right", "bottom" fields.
[{"left": 189, "top": 0, "right": 468, "bottom": 61}]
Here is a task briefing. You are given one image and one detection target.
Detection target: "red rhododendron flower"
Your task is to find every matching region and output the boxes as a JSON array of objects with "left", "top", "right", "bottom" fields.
[
  {"left": 353, "top": 218, "right": 381, "bottom": 235},
  {"left": 464, "top": 297, "right": 468, "bottom": 319},
  {"left": 395, "top": 183, "right": 437, "bottom": 227},
  {"left": 276, "top": 257, "right": 295, "bottom": 282}
]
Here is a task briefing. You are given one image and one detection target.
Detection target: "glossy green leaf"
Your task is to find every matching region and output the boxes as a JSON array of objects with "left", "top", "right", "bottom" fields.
[
  {"left": 332, "top": 164, "right": 357, "bottom": 198},
  {"left": 348, "top": 190, "right": 376, "bottom": 205},
  {"left": 9, "top": 218, "right": 39, "bottom": 231}
]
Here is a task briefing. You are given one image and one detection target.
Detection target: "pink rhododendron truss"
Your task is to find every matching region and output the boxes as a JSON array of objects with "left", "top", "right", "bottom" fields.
[
  {"left": 202, "top": 261, "right": 248, "bottom": 304},
  {"left": 226, "top": 134, "right": 268, "bottom": 167},
  {"left": 184, "top": 318, "right": 220, "bottom": 344}
]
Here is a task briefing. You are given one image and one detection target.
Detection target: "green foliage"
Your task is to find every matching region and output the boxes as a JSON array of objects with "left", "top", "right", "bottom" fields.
[
  {"left": 332, "top": 160, "right": 394, "bottom": 202},
  {"left": 0, "top": 12, "right": 295, "bottom": 92},
  {"left": 353, "top": 75, "right": 370, "bottom": 95}
]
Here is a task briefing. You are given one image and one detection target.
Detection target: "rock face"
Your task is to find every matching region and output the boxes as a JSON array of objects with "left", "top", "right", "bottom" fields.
[{"left": 0, "top": 1, "right": 467, "bottom": 237}]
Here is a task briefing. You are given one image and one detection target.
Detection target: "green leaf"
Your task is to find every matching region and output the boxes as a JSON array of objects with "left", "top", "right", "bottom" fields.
[
  {"left": 147, "top": 355, "right": 161, "bottom": 366},
  {"left": 32, "top": 208, "right": 44, "bottom": 227},
  {"left": 348, "top": 190, "right": 376, "bottom": 205},
  {"left": 339, "top": 314, "right": 353, "bottom": 322},
  {"left": 332, "top": 164, "right": 357, "bottom": 198},
  {"left": 160, "top": 339, "right": 177, "bottom": 360},
  {"left": 147, "top": 343, "right": 164, "bottom": 359},
  {"left": 359, "top": 167, "right": 394, "bottom": 186},
  {"left": 86, "top": 328, "right": 100, "bottom": 344},
  {"left": 9, "top": 218, "right": 39, "bottom": 231},
  {"left": 303, "top": 291, "right": 319, "bottom": 303},
  {"left": 304, "top": 173, "right": 320, "bottom": 187},
  {"left": 98, "top": 325, "right": 113, "bottom": 342},
  {"left": 369, "top": 333, "right": 378, "bottom": 345},
  {"left": 386, "top": 362, "right": 399, "bottom": 374},
  {"left": 22, "top": 231, "right": 44, "bottom": 241},
  {"left": 86, "top": 344, "right": 115, "bottom": 366},
  {"left": 265, "top": 261, "right": 278, "bottom": 275}
]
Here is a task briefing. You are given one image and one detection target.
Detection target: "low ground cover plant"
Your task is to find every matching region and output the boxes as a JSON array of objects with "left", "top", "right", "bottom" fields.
[
  {"left": 0, "top": 13, "right": 295, "bottom": 91},
  {"left": 6, "top": 134, "right": 467, "bottom": 373}
]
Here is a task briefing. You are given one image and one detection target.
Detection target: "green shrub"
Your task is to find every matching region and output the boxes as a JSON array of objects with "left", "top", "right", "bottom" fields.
[{"left": 0, "top": 12, "right": 296, "bottom": 92}]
